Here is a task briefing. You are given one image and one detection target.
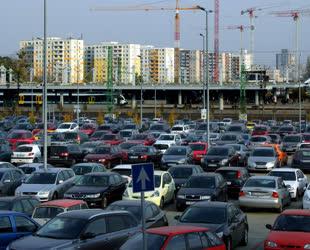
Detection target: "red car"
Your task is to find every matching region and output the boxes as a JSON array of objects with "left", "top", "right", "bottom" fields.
[
  {"left": 101, "top": 133, "right": 124, "bottom": 145},
  {"left": 264, "top": 209, "right": 310, "bottom": 250},
  {"left": 128, "top": 133, "right": 156, "bottom": 146},
  {"left": 83, "top": 145, "right": 126, "bottom": 168},
  {"left": 252, "top": 125, "right": 270, "bottom": 136},
  {"left": 32, "top": 122, "right": 57, "bottom": 136},
  {"left": 120, "top": 226, "right": 226, "bottom": 250},
  {"left": 189, "top": 142, "right": 208, "bottom": 164},
  {"left": 7, "top": 130, "right": 36, "bottom": 150},
  {"left": 302, "top": 133, "right": 310, "bottom": 143},
  {"left": 80, "top": 123, "right": 97, "bottom": 136}
]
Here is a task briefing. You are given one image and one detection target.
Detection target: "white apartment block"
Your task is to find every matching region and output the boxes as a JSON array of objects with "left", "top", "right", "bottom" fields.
[{"left": 20, "top": 37, "right": 84, "bottom": 83}]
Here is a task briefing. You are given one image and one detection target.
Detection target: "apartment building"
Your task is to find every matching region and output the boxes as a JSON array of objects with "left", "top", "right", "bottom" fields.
[{"left": 180, "top": 50, "right": 201, "bottom": 84}]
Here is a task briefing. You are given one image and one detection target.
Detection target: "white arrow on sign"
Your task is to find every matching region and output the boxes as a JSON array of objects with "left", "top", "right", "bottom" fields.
[{"left": 137, "top": 167, "right": 150, "bottom": 190}]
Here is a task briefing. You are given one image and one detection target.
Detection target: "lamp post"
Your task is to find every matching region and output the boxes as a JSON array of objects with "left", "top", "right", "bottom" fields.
[
  {"left": 43, "top": 0, "right": 48, "bottom": 170},
  {"left": 197, "top": 5, "right": 212, "bottom": 147},
  {"left": 199, "top": 33, "right": 206, "bottom": 121}
]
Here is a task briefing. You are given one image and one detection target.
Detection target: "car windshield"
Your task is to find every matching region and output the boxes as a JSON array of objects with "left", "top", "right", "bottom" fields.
[
  {"left": 228, "top": 145, "right": 241, "bottom": 151},
  {"left": 184, "top": 176, "right": 215, "bottom": 189},
  {"left": 26, "top": 173, "right": 57, "bottom": 184},
  {"left": 217, "top": 170, "right": 240, "bottom": 181},
  {"left": 273, "top": 215, "right": 310, "bottom": 232},
  {"left": 254, "top": 127, "right": 267, "bottom": 132},
  {"left": 124, "top": 124, "right": 136, "bottom": 130},
  {"left": 279, "top": 126, "right": 294, "bottom": 132},
  {"left": 130, "top": 134, "right": 147, "bottom": 140},
  {"left": 35, "top": 217, "right": 86, "bottom": 239},
  {"left": 150, "top": 125, "right": 164, "bottom": 131},
  {"left": 158, "top": 135, "right": 174, "bottom": 141},
  {"left": 81, "top": 142, "right": 97, "bottom": 149},
  {"left": 91, "top": 131, "right": 107, "bottom": 138},
  {"left": 172, "top": 127, "right": 183, "bottom": 131},
  {"left": 251, "top": 137, "right": 267, "bottom": 142},
  {"left": 33, "top": 207, "right": 64, "bottom": 219},
  {"left": 120, "top": 233, "right": 166, "bottom": 250},
  {"left": 119, "top": 143, "right": 138, "bottom": 150},
  {"left": 7, "top": 132, "right": 24, "bottom": 139},
  {"left": 20, "top": 167, "right": 36, "bottom": 175},
  {"left": 76, "top": 175, "right": 108, "bottom": 186},
  {"left": 15, "top": 146, "right": 33, "bottom": 152},
  {"left": 58, "top": 124, "right": 71, "bottom": 129},
  {"left": 112, "top": 168, "right": 131, "bottom": 176},
  {"left": 102, "top": 134, "right": 116, "bottom": 140},
  {"left": 245, "top": 178, "right": 276, "bottom": 188},
  {"left": 189, "top": 144, "right": 205, "bottom": 151},
  {"left": 81, "top": 124, "right": 94, "bottom": 129},
  {"left": 130, "top": 175, "right": 161, "bottom": 188},
  {"left": 180, "top": 207, "right": 226, "bottom": 224},
  {"left": 252, "top": 149, "right": 274, "bottom": 157},
  {"left": 169, "top": 167, "right": 193, "bottom": 179},
  {"left": 227, "top": 126, "right": 242, "bottom": 132},
  {"left": 51, "top": 133, "right": 64, "bottom": 141},
  {"left": 94, "top": 147, "right": 111, "bottom": 154},
  {"left": 165, "top": 147, "right": 186, "bottom": 155},
  {"left": 207, "top": 147, "right": 229, "bottom": 156},
  {"left": 0, "top": 201, "right": 11, "bottom": 210},
  {"left": 130, "top": 146, "right": 149, "bottom": 153},
  {"left": 108, "top": 205, "right": 142, "bottom": 220},
  {"left": 269, "top": 171, "right": 296, "bottom": 181},
  {"left": 221, "top": 135, "right": 237, "bottom": 141},
  {"left": 120, "top": 131, "right": 132, "bottom": 137},
  {"left": 64, "top": 133, "right": 78, "bottom": 140},
  {"left": 72, "top": 165, "right": 93, "bottom": 175},
  {"left": 283, "top": 136, "right": 301, "bottom": 143}
]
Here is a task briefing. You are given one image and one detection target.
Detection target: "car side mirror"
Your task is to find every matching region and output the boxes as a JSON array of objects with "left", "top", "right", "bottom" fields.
[
  {"left": 266, "top": 224, "right": 272, "bottom": 230},
  {"left": 80, "top": 232, "right": 96, "bottom": 240},
  {"left": 58, "top": 180, "right": 64, "bottom": 184},
  {"left": 174, "top": 215, "right": 180, "bottom": 221}
]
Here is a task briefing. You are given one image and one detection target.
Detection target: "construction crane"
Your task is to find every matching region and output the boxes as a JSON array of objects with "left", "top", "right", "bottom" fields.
[
  {"left": 91, "top": 3, "right": 200, "bottom": 84},
  {"left": 214, "top": 0, "right": 219, "bottom": 83},
  {"left": 227, "top": 25, "right": 253, "bottom": 120}
]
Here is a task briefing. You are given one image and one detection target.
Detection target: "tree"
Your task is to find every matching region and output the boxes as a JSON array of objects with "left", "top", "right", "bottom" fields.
[{"left": 304, "top": 56, "right": 310, "bottom": 81}]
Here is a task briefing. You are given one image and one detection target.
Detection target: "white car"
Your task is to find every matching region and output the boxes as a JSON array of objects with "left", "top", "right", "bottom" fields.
[
  {"left": 153, "top": 133, "right": 181, "bottom": 153},
  {"left": 11, "top": 144, "right": 41, "bottom": 165},
  {"left": 269, "top": 168, "right": 308, "bottom": 199},
  {"left": 123, "top": 170, "right": 175, "bottom": 208},
  {"left": 297, "top": 142, "right": 310, "bottom": 150},
  {"left": 111, "top": 164, "right": 133, "bottom": 184},
  {"left": 171, "top": 125, "right": 190, "bottom": 134},
  {"left": 55, "top": 122, "right": 79, "bottom": 133},
  {"left": 303, "top": 184, "right": 310, "bottom": 209}
]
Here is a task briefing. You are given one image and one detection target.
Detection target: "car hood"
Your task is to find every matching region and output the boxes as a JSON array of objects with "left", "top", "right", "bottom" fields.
[
  {"left": 174, "top": 178, "right": 188, "bottom": 186},
  {"left": 9, "top": 235, "right": 72, "bottom": 250},
  {"left": 204, "top": 155, "right": 227, "bottom": 161},
  {"left": 18, "top": 184, "right": 55, "bottom": 193},
  {"left": 178, "top": 188, "right": 215, "bottom": 196},
  {"left": 66, "top": 185, "right": 109, "bottom": 194},
  {"left": 266, "top": 231, "right": 310, "bottom": 245},
  {"left": 248, "top": 156, "right": 276, "bottom": 162},
  {"left": 162, "top": 155, "right": 186, "bottom": 161},
  {"left": 176, "top": 221, "right": 225, "bottom": 233}
]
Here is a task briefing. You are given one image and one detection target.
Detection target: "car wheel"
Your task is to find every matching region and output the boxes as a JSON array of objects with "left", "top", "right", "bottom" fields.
[
  {"left": 52, "top": 192, "right": 58, "bottom": 200},
  {"left": 225, "top": 237, "right": 232, "bottom": 250},
  {"left": 240, "top": 228, "right": 248, "bottom": 246},
  {"left": 160, "top": 197, "right": 164, "bottom": 209},
  {"left": 101, "top": 197, "right": 108, "bottom": 208}
]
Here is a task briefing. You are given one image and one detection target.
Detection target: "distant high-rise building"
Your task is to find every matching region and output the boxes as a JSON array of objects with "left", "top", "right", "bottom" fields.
[
  {"left": 179, "top": 50, "right": 201, "bottom": 84},
  {"left": 276, "top": 49, "right": 296, "bottom": 81},
  {"left": 20, "top": 37, "right": 84, "bottom": 83}
]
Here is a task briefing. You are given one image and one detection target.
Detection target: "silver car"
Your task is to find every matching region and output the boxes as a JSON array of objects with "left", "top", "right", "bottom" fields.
[
  {"left": 15, "top": 168, "right": 75, "bottom": 202},
  {"left": 247, "top": 147, "right": 279, "bottom": 171},
  {"left": 239, "top": 176, "right": 291, "bottom": 212}
]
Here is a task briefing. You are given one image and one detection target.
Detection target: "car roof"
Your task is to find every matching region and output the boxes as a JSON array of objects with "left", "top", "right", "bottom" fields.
[
  {"left": 154, "top": 170, "right": 167, "bottom": 175},
  {"left": 40, "top": 199, "right": 86, "bottom": 208},
  {"left": 169, "top": 164, "right": 200, "bottom": 169},
  {"left": 281, "top": 209, "right": 310, "bottom": 216},
  {"left": 85, "top": 172, "right": 114, "bottom": 176},
  {"left": 253, "top": 147, "right": 274, "bottom": 150},
  {"left": 192, "top": 201, "right": 230, "bottom": 208},
  {"left": 147, "top": 226, "right": 210, "bottom": 236},
  {"left": 0, "top": 168, "right": 13, "bottom": 173},
  {"left": 72, "top": 163, "right": 100, "bottom": 167},
  {"left": 109, "top": 200, "right": 153, "bottom": 207},
  {"left": 35, "top": 168, "right": 67, "bottom": 173},
  {"left": 59, "top": 209, "right": 131, "bottom": 220},
  {"left": 0, "top": 210, "right": 28, "bottom": 216},
  {"left": 248, "top": 176, "right": 279, "bottom": 180},
  {"left": 113, "top": 164, "right": 132, "bottom": 170},
  {"left": 270, "top": 168, "right": 298, "bottom": 172},
  {"left": 192, "top": 173, "right": 220, "bottom": 177},
  {"left": 216, "top": 167, "right": 245, "bottom": 171}
]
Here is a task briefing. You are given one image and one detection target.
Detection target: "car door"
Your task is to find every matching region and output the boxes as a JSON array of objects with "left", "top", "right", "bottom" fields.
[
  {"left": 297, "top": 170, "right": 307, "bottom": 193},
  {"left": 227, "top": 205, "right": 240, "bottom": 247},
  {"left": 0, "top": 215, "right": 15, "bottom": 250},
  {"left": 231, "top": 205, "right": 246, "bottom": 246},
  {"left": 13, "top": 215, "right": 38, "bottom": 240}
]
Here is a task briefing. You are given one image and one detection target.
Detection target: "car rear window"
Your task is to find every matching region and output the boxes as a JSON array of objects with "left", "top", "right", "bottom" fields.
[
  {"left": 217, "top": 170, "right": 239, "bottom": 180},
  {"left": 189, "top": 144, "right": 205, "bottom": 151},
  {"left": 20, "top": 167, "right": 36, "bottom": 175},
  {"left": 245, "top": 178, "right": 276, "bottom": 188},
  {"left": 273, "top": 215, "right": 310, "bottom": 232},
  {"left": 33, "top": 207, "right": 64, "bottom": 219},
  {"left": 49, "top": 146, "right": 68, "bottom": 155},
  {"left": 15, "top": 146, "right": 32, "bottom": 152},
  {"left": 269, "top": 171, "right": 296, "bottom": 181}
]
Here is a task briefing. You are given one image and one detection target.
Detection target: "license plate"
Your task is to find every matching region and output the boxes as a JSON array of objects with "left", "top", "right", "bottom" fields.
[
  {"left": 256, "top": 165, "right": 266, "bottom": 168},
  {"left": 51, "top": 156, "right": 59, "bottom": 159},
  {"left": 227, "top": 181, "right": 231, "bottom": 185},
  {"left": 186, "top": 201, "right": 195, "bottom": 205},
  {"left": 209, "top": 164, "right": 217, "bottom": 167},
  {"left": 130, "top": 156, "right": 138, "bottom": 159},
  {"left": 16, "top": 154, "right": 25, "bottom": 157}
]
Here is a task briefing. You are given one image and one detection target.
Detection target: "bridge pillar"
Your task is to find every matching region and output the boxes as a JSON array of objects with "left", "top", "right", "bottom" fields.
[
  {"left": 178, "top": 90, "right": 182, "bottom": 105},
  {"left": 219, "top": 92, "right": 224, "bottom": 111},
  {"left": 132, "top": 94, "right": 136, "bottom": 109},
  {"left": 255, "top": 91, "right": 259, "bottom": 106}
]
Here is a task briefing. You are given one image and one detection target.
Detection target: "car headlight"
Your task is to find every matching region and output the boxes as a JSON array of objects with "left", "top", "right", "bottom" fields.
[
  {"left": 304, "top": 244, "right": 310, "bottom": 249},
  {"left": 123, "top": 190, "right": 129, "bottom": 197},
  {"left": 98, "top": 159, "right": 106, "bottom": 163},
  {"left": 216, "top": 232, "right": 223, "bottom": 238},
  {"left": 266, "top": 161, "right": 275, "bottom": 168},
  {"left": 200, "top": 195, "right": 211, "bottom": 200},
  {"left": 265, "top": 241, "right": 278, "bottom": 248},
  {"left": 85, "top": 193, "right": 101, "bottom": 198},
  {"left": 150, "top": 191, "right": 160, "bottom": 197},
  {"left": 38, "top": 191, "right": 50, "bottom": 196},
  {"left": 177, "top": 194, "right": 185, "bottom": 199}
]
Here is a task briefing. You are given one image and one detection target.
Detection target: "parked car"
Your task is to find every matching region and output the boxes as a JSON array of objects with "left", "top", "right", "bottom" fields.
[
  {"left": 19, "top": 163, "right": 54, "bottom": 177},
  {"left": 188, "top": 142, "right": 208, "bottom": 164},
  {"left": 120, "top": 225, "right": 226, "bottom": 250},
  {"left": 89, "top": 130, "right": 109, "bottom": 141},
  {"left": 247, "top": 147, "right": 279, "bottom": 172},
  {"left": 201, "top": 146, "right": 239, "bottom": 171},
  {"left": 264, "top": 209, "right": 310, "bottom": 250},
  {"left": 55, "top": 122, "right": 78, "bottom": 133},
  {"left": 252, "top": 125, "right": 269, "bottom": 136},
  {"left": 7, "top": 130, "right": 36, "bottom": 150},
  {"left": 48, "top": 144, "right": 85, "bottom": 167},
  {"left": 175, "top": 201, "right": 248, "bottom": 250},
  {"left": 269, "top": 168, "right": 308, "bottom": 200},
  {"left": 32, "top": 199, "right": 88, "bottom": 225},
  {"left": 249, "top": 135, "right": 271, "bottom": 148},
  {"left": 0, "top": 144, "right": 12, "bottom": 162},
  {"left": 128, "top": 133, "right": 156, "bottom": 146},
  {"left": 291, "top": 149, "right": 310, "bottom": 171},
  {"left": 107, "top": 200, "right": 168, "bottom": 229},
  {"left": 149, "top": 123, "right": 170, "bottom": 133},
  {"left": 277, "top": 125, "right": 296, "bottom": 137},
  {"left": 7, "top": 210, "right": 139, "bottom": 250},
  {"left": 0, "top": 168, "right": 25, "bottom": 196},
  {"left": 171, "top": 125, "right": 190, "bottom": 134},
  {"left": 176, "top": 173, "right": 228, "bottom": 211},
  {"left": 281, "top": 134, "right": 304, "bottom": 154},
  {"left": 101, "top": 133, "right": 124, "bottom": 145},
  {"left": 64, "top": 172, "right": 127, "bottom": 208},
  {"left": 239, "top": 176, "right": 291, "bottom": 212},
  {"left": 11, "top": 144, "right": 41, "bottom": 165},
  {"left": 161, "top": 146, "right": 192, "bottom": 170},
  {"left": 79, "top": 123, "right": 97, "bottom": 136},
  {"left": 80, "top": 141, "right": 103, "bottom": 155},
  {"left": 124, "top": 170, "right": 175, "bottom": 208},
  {"left": 215, "top": 167, "right": 251, "bottom": 198},
  {"left": 71, "top": 163, "right": 107, "bottom": 181},
  {"left": 0, "top": 211, "right": 39, "bottom": 250},
  {"left": 168, "top": 164, "right": 204, "bottom": 193},
  {"left": 0, "top": 196, "right": 40, "bottom": 217},
  {"left": 268, "top": 134, "right": 281, "bottom": 144},
  {"left": 225, "top": 124, "right": 247, "bottom": 134},
  {"left": 154, "top": 133, "right": 182, "bottom": 153},
  {"left": 127, "top": 145, "right": 162, "bottom": 166},
  {"left": 15, "top": 168, "right": 75, "bottom": 202},
  {"left": 216, "top": 133, "right": 243, "bottom": 145},
  {"left": 63, "top": 131, "right": 89, "bottom": 144}
]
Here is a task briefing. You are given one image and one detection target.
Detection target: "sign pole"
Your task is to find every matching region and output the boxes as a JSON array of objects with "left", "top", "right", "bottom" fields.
[{"left": 141, "top": 190, "right": 147, "bottom": 250}]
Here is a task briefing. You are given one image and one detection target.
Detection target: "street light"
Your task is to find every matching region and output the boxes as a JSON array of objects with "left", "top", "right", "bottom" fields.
[
  {"left": 43, "top": 0, "right": 48, "bottom": 170},
  {"left": 197, "top": 5, "right": 213, "bottom": 147},
  {"left": 199, "top": 33, "right": 206, "bottom": 120}
]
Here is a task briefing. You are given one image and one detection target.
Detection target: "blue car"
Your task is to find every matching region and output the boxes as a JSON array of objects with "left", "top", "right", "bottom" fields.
[{"left": 0, "top": 211, "right": 39, "bottom": 250}]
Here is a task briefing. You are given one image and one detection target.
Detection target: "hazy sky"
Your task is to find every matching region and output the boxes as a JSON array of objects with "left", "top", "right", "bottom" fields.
[{"left": 1, "top": 0, "right": 309, "bottom": 66}]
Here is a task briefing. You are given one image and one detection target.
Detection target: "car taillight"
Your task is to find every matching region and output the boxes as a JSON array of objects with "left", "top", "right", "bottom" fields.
[
  {"left": 141, "top": 155, "right": 148, "bottom": 160},
  {"left": 28, "top": 152, "right": 34, "bottom": 156},
  {"left": 236, "top": 171, "right": 242, "bottom": 179},
  {"left": 272, "top": 192, "right": 279, "bottom": 198},
  {"left": 239, "top": 191, "right": 245, "bottom": 197},
  {"left": 77, "top": 136, "right": 81, "bottom": 142},
  {"left": 60, "top": 152, "right": 69, "bottom": 157}
]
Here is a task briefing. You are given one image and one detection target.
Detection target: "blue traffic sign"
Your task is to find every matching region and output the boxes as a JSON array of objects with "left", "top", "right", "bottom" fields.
[{"left": 132, "top": 163, "right": 154, "bottom": 193}]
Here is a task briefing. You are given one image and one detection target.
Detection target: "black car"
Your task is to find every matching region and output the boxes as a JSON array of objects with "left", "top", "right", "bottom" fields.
[
  {"left": 161, "top": 146, "right": 193, "bottom": 170},
  {"left": 201, "top": 146, "right": 239, "bottom": 171},
  {"left": 215, "top": 167, "right": 251, "bottom": 198},
  {"left": 7, "top": 209, "right": 139, "bottom": 250},
  {"left": 0, "top": 144, "right": 12, "bottom": 162},
  {"left": 127, "top": 146, "right": 162, "bottom": 166},
  {"left": 64, "top": 172, "right": 127, "bottom": 208},
  {"left": 0, "top": 196, "right": 40, "bottom": 216},
  {"left": 176, "top": 173, "right": 228, "bottom": 211},
  {"left": 175, "top": 201, "right": 248, "bottom": 250},
  {"left": 281, "top": 134, "right": 303, "bottom": 154},
  {"left": 168, "top": 164, "right": 204, "bottom": 192},
  {"left": 107, "top": 200, "right": 168, "bottom": 229},
  {"left": 0, "top": 168, "right": 25, "bottom": 196},
  {"left": 291, "top": 149, "right": 310, "bottom": 171},
  {"left": 48, "top": 144, "right": 85, "bottom": 167}
]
